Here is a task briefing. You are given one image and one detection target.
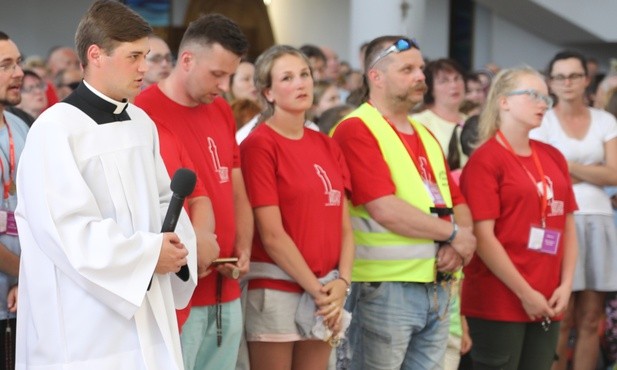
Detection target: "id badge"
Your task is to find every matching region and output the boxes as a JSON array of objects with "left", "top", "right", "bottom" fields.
[
  {"left": 6, "top": 211, "right": 17, "bottom": 236},
  {"left": 424, "top": 181, "right": 445, "bottom": 205},
  {"left": 527, "top": 225, "right": 561, "bottom": 255}
]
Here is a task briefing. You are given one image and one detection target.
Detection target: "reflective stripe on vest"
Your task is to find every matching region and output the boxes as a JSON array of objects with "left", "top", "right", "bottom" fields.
[
  {"left": 351, "top": 215, "right": 437, "bottom": 260},
  {"left": 332, "top": 103, "right": 453, "bottom": 283}
]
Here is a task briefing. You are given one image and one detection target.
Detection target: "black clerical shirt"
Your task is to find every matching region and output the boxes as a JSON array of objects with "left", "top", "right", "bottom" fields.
[{"left": 64, "top": 82, "right": 130, "bottom": 124}]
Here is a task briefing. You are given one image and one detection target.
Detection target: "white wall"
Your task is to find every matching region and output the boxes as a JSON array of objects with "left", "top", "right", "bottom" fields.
[
  {"left": 268, "top": 0, "right": 450, "bottom": 69},
  {"left": 348, "top": 0, "right": 428, "bottom": 69},
  {"left": 533, "top": 0, "right": 617, "bottom": 42},
  {"left": 471, "top": 4, "right": 492, "bottom": 70},
  {"left": 421, "top": 0, "right": 449, "bottom": 61},
  {"left": 489, "top": 15, "right": 561, "bottom": 71},
  {"left": 0, "top": 0, "right": 611, "bottom": 75},
  {"left": 266, "top": 0, "right": 350, "bottom": 62},
  {"left": 346, "top": 0, "right": 450, "bottom": 66},
  {"left": 470, "top": 3, "right": 561, "bottom": 71},
  {"left": 1, "top": 0, "right": 91, "bottom": 59}
]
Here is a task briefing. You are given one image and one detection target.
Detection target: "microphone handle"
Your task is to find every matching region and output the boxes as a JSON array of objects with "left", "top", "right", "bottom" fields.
[
  {"left": 148, "top": 194, "right": 190, "bottom": 290},
  {"left": 161, "top": 194, "right": 190, "bottom": 282}
]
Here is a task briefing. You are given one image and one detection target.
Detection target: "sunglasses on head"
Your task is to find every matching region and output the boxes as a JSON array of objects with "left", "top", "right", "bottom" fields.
[{"left": 368, "top": 38, "right": 420, "bottom": 70}]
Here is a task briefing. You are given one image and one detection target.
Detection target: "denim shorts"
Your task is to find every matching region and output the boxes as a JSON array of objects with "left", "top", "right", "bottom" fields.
[{"left": 346, "top": 281, "right": 450, "bottom": 370}]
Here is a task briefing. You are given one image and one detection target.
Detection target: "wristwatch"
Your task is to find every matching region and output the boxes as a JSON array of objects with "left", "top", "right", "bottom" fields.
[{"left": 445, "top": 223, "right": 458, "bottom": 244}]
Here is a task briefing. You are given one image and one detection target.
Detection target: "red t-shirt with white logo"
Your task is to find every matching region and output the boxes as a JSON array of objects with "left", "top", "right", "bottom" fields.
[
  {"left": 460, "top": 137, "right": 577, "bottom": 322},
  {"left": 240, "top": 123, "right": 351, "bottom": 293},
  {"left": 136, "top": 86, "right": 240, "bottom": 306}
]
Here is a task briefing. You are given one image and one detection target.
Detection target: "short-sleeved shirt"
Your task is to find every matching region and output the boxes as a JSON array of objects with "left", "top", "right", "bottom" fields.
[
  {"left": 460, "top": 137, "right": 577, "bottom": 322},
  {"left": 156, "top": 125, "right": 209, "bottom": 210},
  {"left": 241, "top": 123, "right": 350, "bottom": 293},
  {"left": 530, "top": 108, "right": 617, "bottom": 215},
  {"left": 136, "top": 86, "right": 240, "bottom": 305},
  {"left": 0, "top": 111, "right": 28, "bottom": 319},
  {"left": 412, "top": 109, "right": 468, "bottom": 167}
]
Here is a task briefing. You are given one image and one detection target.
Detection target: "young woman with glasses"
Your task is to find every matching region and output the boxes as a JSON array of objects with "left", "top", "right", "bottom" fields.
[
  {"left": 460, "top": 67, "right": 578, "bottom": 370},
  {"left": 530, "top": 50, "right": 617, "bottom": 370}
]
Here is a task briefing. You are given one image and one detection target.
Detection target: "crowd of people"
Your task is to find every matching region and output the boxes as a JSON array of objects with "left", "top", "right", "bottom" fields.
[{"left": 2, "top": 1, "right": 617, "bottom": 369}]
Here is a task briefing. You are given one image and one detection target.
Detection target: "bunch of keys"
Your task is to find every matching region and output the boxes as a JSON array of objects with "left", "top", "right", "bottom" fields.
[
  {"left": 326, "top": 334, "right": 341, "bottom": 348},
  {"left": 541, "top": 316, "right": 551, "bottom": 332}
]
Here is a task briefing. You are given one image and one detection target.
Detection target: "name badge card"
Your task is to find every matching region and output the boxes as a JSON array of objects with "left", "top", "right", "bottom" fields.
[
  {"left": 527, "top": 225, "right": 561, "bottom": 255},
  {"left": 6, "top": 211, "right": 17, "bottom": 236}
]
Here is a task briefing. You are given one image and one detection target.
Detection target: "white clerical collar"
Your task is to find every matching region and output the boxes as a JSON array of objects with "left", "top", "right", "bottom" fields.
[{"left": 82, "top": 80, "right": 129, "bottom": 114}]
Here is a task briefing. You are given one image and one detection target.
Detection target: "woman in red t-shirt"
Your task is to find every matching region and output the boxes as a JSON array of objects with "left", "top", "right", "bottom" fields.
[
  {"left": 240, "top": 45, "right": 354, "bottom": 370},
  {"left": 460, "top": 67, "right": 578, "bottom": 369}
]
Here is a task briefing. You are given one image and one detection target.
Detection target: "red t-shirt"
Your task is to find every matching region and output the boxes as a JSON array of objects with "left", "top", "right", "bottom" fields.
[
  {"left": 240, "top": 124, "right": 351, "bottom": 293},
  {"left": 156, "top": 125, "right": 209, "bottom": 207},
  {"left": 331, "top": 116, "right": 465, "bottom": 209},
  {"left": 136, "top": 85, "right": 240, "bottom": 306},
  {"left": 45, "top": 82, "right": 58, "bottom": 108},
  {"left": 460, "top": 137, "right": 577, "bottom": 322},
  {"left": 155, "top": 124, "right": 209, "bottom": 329}
]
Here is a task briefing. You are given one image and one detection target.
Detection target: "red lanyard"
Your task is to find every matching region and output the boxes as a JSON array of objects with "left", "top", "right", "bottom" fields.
[
  {"left": 496, "top": 131, "right": 548, "bottom": 227},
  {"left": 368, "top": 102, "right": 436, "bottom": 184},
  {"left": 0, "top": 118, "right": 15, "bottom": 200}
]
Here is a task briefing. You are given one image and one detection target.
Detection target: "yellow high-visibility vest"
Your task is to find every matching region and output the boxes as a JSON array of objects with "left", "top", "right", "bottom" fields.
[{"left": 332, "top": 103, "right": 453, "bottom": 282}]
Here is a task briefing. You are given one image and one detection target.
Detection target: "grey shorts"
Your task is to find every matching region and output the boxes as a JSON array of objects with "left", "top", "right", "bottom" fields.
[{"left": 245, "top": 288, "right": 303, "bottom": 342}]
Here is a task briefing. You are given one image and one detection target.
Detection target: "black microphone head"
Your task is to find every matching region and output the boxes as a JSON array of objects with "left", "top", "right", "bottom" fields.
[{"left": 170, "top": 168, "right": 197, "bottom": 197}]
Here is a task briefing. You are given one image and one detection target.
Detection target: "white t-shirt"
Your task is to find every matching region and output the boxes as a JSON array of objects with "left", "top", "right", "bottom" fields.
[
  {"left": 411, "top": 109, "right": 468, "bottom": 167},
  {"left": 530, "top": 108, "right": 617, "bottom": 215}
]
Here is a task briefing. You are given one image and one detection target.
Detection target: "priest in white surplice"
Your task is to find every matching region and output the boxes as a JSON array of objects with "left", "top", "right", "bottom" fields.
[{"left": 13, "top": 2, "right": 197, "bottom": 369}]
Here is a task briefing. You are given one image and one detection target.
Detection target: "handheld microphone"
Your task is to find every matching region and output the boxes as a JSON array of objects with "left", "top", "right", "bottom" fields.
[{"left": 164, "top": 168, "right": 197, "bottom": 282}]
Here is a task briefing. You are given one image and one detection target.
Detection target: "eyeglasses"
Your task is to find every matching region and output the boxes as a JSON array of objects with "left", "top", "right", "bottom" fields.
[
  {"left": 0, "top": 61, "right": 21, "bottom": 74},
  {"left": 146, "top": 53, "right": 173, "bottom": 64},
  {"left": 21, "top": 82, "right": 47, "bottom": 94},
  {"left": 506, "top": 89, "right": 554, "bottom": 108},
  {"left": 367, "top": 38, "right": 420, "bottom": 70},
  {"left": 550, "top": 73, "right": 585, "bottom": 84}
]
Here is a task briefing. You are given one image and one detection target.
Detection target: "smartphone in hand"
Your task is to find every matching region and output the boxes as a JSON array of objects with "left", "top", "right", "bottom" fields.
[{"left": 211, "top": 257, "right": 239, "bottom": 265}]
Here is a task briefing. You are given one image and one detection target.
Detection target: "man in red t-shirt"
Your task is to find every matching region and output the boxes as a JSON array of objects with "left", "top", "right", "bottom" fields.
[
  {"left": 331, "top": 36, "right": 476, "bottom": 370},
  {"left": 135, "top": 14, "right": 252, "bottom": 370}
]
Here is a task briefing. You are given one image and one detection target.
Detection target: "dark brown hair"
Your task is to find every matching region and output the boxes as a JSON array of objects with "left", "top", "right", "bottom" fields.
[
  {"left": 547, "top": 50, "right": 588, "bottom": 77},
  {"left": 423, "top": 58, "right": 465, "bottom": 106},
  {"left": 75, "top": 0, "right": 152, "bottom": 68},
  {"left": 179, "top": 14, "right": 248, "bottom": 57}
]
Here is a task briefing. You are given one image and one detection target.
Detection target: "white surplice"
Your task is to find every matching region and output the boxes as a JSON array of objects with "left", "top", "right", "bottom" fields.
[{"left": 14, "top": 103, "right": 197, "bottom": 370}]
